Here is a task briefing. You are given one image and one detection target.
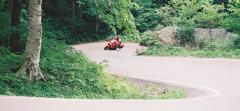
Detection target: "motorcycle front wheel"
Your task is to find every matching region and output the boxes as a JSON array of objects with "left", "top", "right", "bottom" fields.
[{"left": 104, "top": 46, "right": 109, "bottom": 50}]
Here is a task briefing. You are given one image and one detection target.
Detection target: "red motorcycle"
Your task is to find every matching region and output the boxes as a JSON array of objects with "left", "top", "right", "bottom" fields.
[{"left": 104, "top": 36, "right": 124, "bottom": 50}]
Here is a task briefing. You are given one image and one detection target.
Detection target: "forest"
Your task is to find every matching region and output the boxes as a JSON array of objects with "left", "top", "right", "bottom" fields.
[{"left": 0, "top": 0, "right": 240, "bottom": 99}]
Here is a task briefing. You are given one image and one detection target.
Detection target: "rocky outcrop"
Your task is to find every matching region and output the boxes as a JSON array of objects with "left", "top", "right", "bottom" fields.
[
  {"left": 156, "top": 27, "right": 237, "bottom": 46},
  {"left": 194, "top": 28, "right": 235, "bottom": 46},
  {"left": 156, "top": 26, "right": 178, "bottom": 45}
]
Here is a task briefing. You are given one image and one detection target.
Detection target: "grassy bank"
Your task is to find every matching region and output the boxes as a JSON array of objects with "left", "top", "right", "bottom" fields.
[
  {"left": 139, "top": 30, "right": 240, "bottom": 58},
  {"left": 0, "top": 39, "right": 185, "bottom": 99},
  {"left": 141, "top": 45, "right": 240, "bottom": 59}
]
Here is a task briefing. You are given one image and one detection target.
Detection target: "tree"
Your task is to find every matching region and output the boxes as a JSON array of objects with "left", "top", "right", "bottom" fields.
[
  {"left": 77, "top": 0, "right": 139, "bottom": 34},
  {"left": 18, "top": 0, "right": 45, "bottom": 81},
  {"left": 10, "top": 0, "right": 21, "bottom": 52}
]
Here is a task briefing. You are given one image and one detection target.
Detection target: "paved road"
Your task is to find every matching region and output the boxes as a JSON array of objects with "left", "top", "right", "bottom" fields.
[{"left": 1, "top": 42, "right": 240, "bottom": 111}]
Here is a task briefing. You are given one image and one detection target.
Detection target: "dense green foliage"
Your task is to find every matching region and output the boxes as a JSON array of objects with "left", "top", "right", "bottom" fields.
[
  {"left": 42, "top": 0, "right": 140, "bottom": 43},
  {"left": 138, "top": 0, "right": 240, "bottom": 58},
  {"left": 133, "top": 0, "right": 164, "bottom": 32},
  {"left": 0, "top": 0, "right": 140, "bottom": 48}
]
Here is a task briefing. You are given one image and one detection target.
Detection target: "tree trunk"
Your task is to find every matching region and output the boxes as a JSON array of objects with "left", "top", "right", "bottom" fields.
[
  {"left": 95, "top": 0, "right": 99, "bottom": 33},
  {"left": 10, "top": 0, "right": 22, "bottom": 52},
  {"left": 71, "top": 0, "right": 75, "bottom": 40},
  {"left": 95, "top": 17, "right": 99, "bottom": 32},
  {"left": 72, "top": 0, "right": 75, "bottom": 21},
  {"left": 18, "top": 0, "right": 45, "bottom": 81}
]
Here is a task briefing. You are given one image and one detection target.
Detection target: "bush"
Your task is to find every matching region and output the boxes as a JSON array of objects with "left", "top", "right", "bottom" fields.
[
  {"left": 199, "top": 37, "right": 235, "bottom": 51},
  {"left": 42, "top": 20, "right": 70, "bottom": 43},
  {"left": 221, "top": 3, "right": 240, "bottom": 34},
  {"left": 158, "top": 0, "right": 228, "bottom": 29},
  {"left": 0, "top": 46, "right": 11, "bottom": 55},
  {"left": 0, "top": 53, "right": 23, "bottom": 73},
  {"left": 233, "top": 36, "right": 240, "bottom": 49},
  {"left": 176, "top": 26, "right": 194, "bottom": 46},
  {"left": 192, "top": 4, "right": 226, "bottom": 28},
  {"left": 142, "top": 45, "right": 188, "bottom": 56},
  {"left": 134, "top": 0, "right": 163, "bottom": 32},
  {"left": 139, "top": 30, "right": 160, "bottom": 46},
  {"left": 121, "top": 31, "right": 141, "bottom": 42},
  {"left": 222, "top": 18, "right": 240, "bottom": 34}
]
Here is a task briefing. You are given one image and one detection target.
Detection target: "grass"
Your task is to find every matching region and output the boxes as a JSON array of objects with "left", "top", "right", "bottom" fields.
[
  {"left": 145, "top": 85, "right": 186, "bottom": 99},
  {"left": 0, "top": 39, "right": 186, "bottom": 99},
  {"left": 140, "top": 45, "right": 240, "bottom": 58}
]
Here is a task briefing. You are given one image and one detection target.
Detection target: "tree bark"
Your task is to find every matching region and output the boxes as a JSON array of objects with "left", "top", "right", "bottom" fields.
[
  {"left": 95, "top": 0, "right": 99, "bottom": 33},
  {"left": 10, "top": 0, "right": 22, "bottom": 52},
  {"left": 96, "top": 17, "right": 99, "bottom": 32},
  {"left": 18, "top": 0, "right": 45, "bottom": 81},
  {"left": 71, "top": 0, "right": 75, "bottom": 40}
]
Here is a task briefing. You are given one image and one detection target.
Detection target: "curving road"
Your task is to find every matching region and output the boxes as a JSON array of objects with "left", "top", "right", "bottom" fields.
[{"left": 1, "top": 42, "right": 240, "bottom": 111}]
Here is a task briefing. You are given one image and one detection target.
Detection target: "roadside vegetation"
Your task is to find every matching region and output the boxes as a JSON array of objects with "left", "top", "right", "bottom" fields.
[
  {"left": 139, "top": 32, "right": 240, "bottom": 58},
  {"left": 138, "top": 0, "right": 240, "bottom": 58}
]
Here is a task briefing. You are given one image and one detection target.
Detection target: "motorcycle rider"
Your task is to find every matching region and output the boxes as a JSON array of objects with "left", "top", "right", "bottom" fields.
[
  {"left": 105, "top": 34, "right": 124, "bottom": 50},
  {"left": 115, "top": 35, "right": 121, "bottom": 46}
]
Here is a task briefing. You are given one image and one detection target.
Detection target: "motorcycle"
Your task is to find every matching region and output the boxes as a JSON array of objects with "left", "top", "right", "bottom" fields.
[{"left": 104, "top": 39, "right": 124, "bottom": 50}]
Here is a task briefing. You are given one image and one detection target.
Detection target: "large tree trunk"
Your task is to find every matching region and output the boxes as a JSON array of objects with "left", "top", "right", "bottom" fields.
[
  {"left": 10, "top": 0, "right": 21, "bottom": 52},
  {"left": 18, "top": 0, "right": 45, "bottom": 81}
]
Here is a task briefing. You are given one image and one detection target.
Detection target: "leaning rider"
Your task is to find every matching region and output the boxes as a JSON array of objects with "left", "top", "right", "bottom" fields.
[{"left": 115, "top": 35, "right": 121, "bottom": 46}]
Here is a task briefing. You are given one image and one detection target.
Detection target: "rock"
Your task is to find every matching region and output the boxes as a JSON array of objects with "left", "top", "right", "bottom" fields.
[
  {"left": 136, "top": 46, "right": 148, "bottom": 55},
  {"left": 194, "top": 28, "right": 235, "bottom": 47},
  {"left": 156, "top": 26, "right": 178, "bottom": 45},
  {"left": 211, "top": 29, "right": 228, "bottom": 38},
  {"left": 194, "top": 28, "right": 211, "bottom": 39}
]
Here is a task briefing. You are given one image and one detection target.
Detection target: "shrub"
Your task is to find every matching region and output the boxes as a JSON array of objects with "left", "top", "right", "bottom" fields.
[
  {"left": 222, "top": 18, "right": 240, "bottom": 34},
  {"left": 176, "top": 26, "right": 194, "bottom": 46},
  {"left": 199, "top": 37, "right": 234, "bottom": 50},
  {"left": 221, "top": 3, "right": 240, "bottom": 34},
  {"left": 134, "top": 0, "right": 163, "bottom": 32},
  {"left": 192, "top": 4, "right": 226, "bottom": 28},
  {"left": 0, "top": 46, "right": 11, "bottom": 55},
  {"left": 139, "top": 30, "right": 159, "bottom": 47},
  {"left": 233, "top": 36, "right": 240, "bottom": 49},
  {"left": 158, "top": 0, "right": 227, "bottom": 29},
  {"left": 143, "top": 45, "right": 187, "bottom": 56},
  {"left": 42, "top": 20, "right": 70, "bottom": 43},
  {"left": 121, "top": 31, "right": 141, "bottom": 42},
  {"left": 0, "top": 53, "right": 23, "bottom": 73}
]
